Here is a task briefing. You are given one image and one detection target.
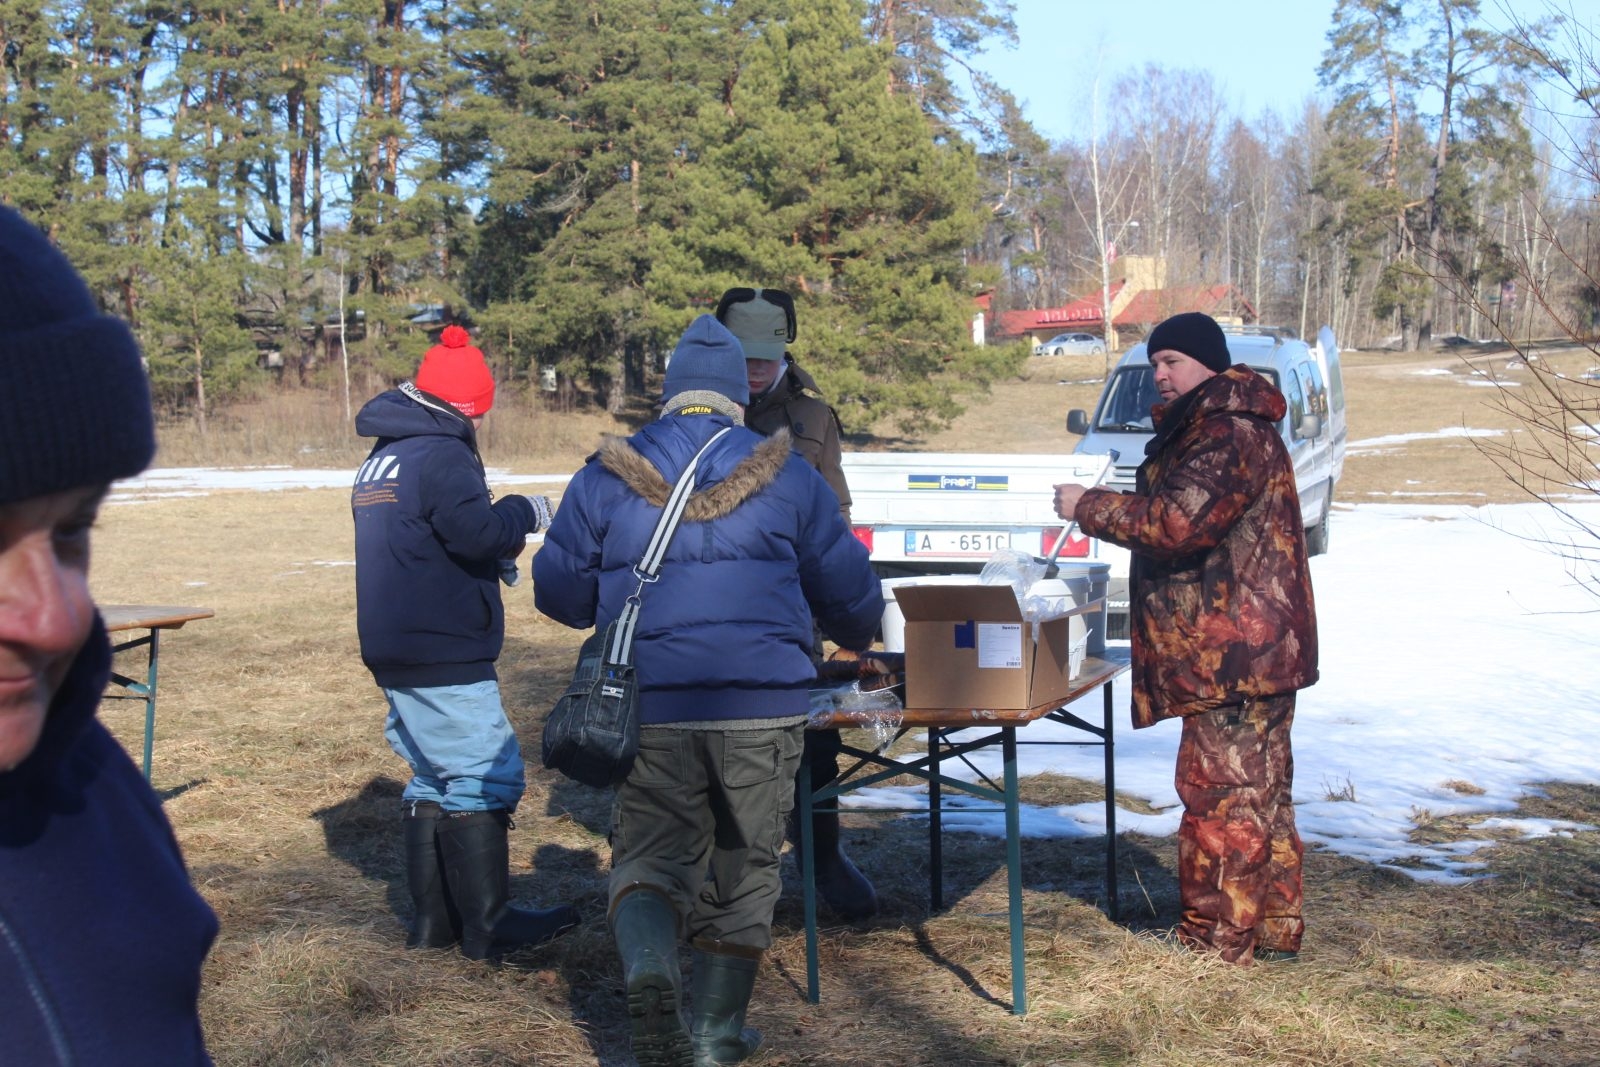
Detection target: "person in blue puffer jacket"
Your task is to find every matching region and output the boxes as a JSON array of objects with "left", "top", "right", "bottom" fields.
[
  {"left": 352, "top": 328, "right": 578, "bottom": 962},
  {"left": 533, "top": 315, "right": 881, "bottom": 1067},
  {"left": 0, "top": 203, "right": 216, "bottom": 1065}
]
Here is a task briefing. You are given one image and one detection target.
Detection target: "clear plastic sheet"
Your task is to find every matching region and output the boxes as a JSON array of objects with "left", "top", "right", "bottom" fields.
[
  {"left": 979, "top": 547, "right": 1069, "bottom": 629},
  {"left": 807, "top": 681, "right": 904, "bottom": 753}
]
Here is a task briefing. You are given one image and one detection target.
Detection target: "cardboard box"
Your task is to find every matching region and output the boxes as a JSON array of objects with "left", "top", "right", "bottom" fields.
[{"left": 893, "top": 583, "right": 1090, "bottom": 712}]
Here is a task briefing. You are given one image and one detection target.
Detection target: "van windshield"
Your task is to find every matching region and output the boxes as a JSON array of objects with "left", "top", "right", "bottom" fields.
[
  {"left": 1093, "top": 363, "right": 1283, "bottom": 433},
  {"left": 1093, "top": 367, "right": 1159, "bottom": 432}
]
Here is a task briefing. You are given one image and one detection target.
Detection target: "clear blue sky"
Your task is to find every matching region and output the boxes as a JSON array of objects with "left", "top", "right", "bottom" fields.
[{"left": 973, "top": 0, "right": 1558, "bottom": 145}]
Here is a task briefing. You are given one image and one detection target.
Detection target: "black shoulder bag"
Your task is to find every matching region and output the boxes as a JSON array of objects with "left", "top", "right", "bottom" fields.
[{"left": 541, "top": 428, "right": 732, "bottom": 788}]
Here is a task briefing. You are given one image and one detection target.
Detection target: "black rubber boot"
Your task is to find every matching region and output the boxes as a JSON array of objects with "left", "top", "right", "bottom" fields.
[
  {"left": 689, "top": 941, "right": 763, "bottom": 1067},
  {"left": 792, "top": 769, "right": 879, "bottom": 920},
  {"left": 809, "top": 806, "right": 879, "bottom": 920},
  {"left": 611, "top": 886, "right": 692, "bottom": 1067},
  {"left": 401, "top": 801, "right": 460, "bottom": 949},
  {"left": 436, "top": 810, "right": 580, "bottom": 961}
]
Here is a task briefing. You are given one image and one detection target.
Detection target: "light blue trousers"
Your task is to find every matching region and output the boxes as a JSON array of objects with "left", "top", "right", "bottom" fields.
[{"left": 382, "top": 681, "right": 525, "bottom": 812}]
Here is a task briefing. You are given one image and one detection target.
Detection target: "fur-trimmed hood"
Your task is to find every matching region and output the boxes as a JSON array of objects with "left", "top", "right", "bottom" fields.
[
  {"left": 532, "top": 416, "right": 883, "bottom": 726},
  {"left": 596, "top": 427, "right": 794, "bottom": 523}
]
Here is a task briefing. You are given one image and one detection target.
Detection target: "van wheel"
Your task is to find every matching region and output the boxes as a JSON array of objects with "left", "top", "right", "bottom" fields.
[{"left": 1306, "top": 485, "right": 1332, "bottom": 556}]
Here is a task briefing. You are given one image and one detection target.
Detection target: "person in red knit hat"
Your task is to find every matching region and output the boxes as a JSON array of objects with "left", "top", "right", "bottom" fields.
[
  {"left": 352, "top": 324, "right": 577, "bottom": 961},
  {"left": 415, "top": 325, "right": 496, "bottom": 417}
]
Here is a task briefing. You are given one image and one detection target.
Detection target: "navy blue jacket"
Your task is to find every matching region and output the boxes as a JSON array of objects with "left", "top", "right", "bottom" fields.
[
  {"left": 533, "top": 414, "right": 882, "bottom": 724},
  {"left": 1, "top": 617, "right": 217, "bottom": 1065},
  {"left": 352, "top": 385, "right": 536, "bottom": 688}
]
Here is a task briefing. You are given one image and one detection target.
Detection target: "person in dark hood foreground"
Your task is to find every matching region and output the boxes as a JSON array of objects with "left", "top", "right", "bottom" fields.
[
  {"left": 1055, "top": 311, "right": 1319, "bottom": 964},
  {"left": 353, "top": 325, "right": 578, "bottom": 961},
  {"left": 534, "top": 315, "right": 881, "bottom": 1066},
  {"left": 0, "top": 203, "right": 217, "bottom": 1064}
]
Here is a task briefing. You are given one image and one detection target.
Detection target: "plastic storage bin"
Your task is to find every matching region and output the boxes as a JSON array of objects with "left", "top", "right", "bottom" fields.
[{"left": 1025, "top": 561, "right": 1110, "bottom": 656}]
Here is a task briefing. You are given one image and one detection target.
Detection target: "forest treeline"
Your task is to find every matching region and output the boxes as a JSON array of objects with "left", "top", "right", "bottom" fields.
[{"left": 1, "top": 0, "right": 1592, "bottom": 432}]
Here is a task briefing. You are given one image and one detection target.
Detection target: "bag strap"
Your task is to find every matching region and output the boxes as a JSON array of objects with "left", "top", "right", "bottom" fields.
[{"left": 607, "top": 426, "right": 733, "bottom": 664}]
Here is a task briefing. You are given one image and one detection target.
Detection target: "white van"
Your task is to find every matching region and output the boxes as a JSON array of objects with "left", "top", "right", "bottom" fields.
[{"left": 1065, "top": 324, "right": 1346, "bottom": 638}]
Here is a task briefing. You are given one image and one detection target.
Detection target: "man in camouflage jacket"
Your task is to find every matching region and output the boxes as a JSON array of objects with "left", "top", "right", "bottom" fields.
[{"left": 1055, "top": 312, "right": 1318, "bottom": 964}]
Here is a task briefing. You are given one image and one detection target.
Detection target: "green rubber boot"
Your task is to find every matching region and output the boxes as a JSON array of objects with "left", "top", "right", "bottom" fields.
[
  {"left": 689, "top": 941, "right": 763, "bottom": 1067},
  {"left": 611, "top": 887, "right": 692, "bottom": 1067}
]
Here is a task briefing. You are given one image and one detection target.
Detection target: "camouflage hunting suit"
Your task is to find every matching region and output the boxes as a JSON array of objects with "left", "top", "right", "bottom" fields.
[
  {"left": 1176, "top": 693, "right": 1303, "bottom": 960},
  {"left": 1075, "top": 364, "right": 1318, "bottom": 961}
]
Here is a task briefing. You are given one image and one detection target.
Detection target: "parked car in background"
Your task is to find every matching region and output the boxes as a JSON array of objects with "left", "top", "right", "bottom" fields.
[
  {"left": 1033, "top": 331, "right": 1106, "bottom": 357},
  {"left": 1065, "top": 323, "right": 1346, "bottom": 638}
]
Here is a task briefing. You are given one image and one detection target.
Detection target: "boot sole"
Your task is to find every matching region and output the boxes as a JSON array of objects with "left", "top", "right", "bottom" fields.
[{"left": 629, "top": 977, "right": 692, "bottom": 1067}]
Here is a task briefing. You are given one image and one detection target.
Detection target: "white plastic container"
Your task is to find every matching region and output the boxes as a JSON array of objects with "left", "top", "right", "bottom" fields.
[
  {"left": 878, "top": 574, "right": 986, "bottom": 653},
  {"left": 1026, "top": 561, "right": 1111, "bottom": 656}
]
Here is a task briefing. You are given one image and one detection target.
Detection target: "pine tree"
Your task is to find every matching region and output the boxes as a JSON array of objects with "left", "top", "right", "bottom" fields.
[
  {"left": 465, "top": 0, "right": 717, "bottom": 412},
  {"left": 653, "top": 0, "right": 999, "bottom": 433},
  {"left": 1318, "top": 0, "right": 1538, "bottom": 347}
]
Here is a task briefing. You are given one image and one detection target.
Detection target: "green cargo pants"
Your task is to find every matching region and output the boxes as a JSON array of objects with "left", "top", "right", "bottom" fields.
[{"left": 608, "top": 721, "right": 805, "bottom": 952}]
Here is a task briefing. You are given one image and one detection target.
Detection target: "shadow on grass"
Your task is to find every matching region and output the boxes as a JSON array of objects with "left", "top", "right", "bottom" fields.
[
  {"left": 311, "top": 775, "right": 606, "bottom": 954},
  {"left": 156, "top": 777, "right": 208, "bottom": 804}
]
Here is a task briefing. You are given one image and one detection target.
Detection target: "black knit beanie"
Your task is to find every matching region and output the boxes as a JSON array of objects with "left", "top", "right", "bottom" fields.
[
  {"left": 0, "top": 206, "right": 155, "bottom": 505},
  {"left": 1145, "top": 311, "right": 1231, "bottom": 375}
]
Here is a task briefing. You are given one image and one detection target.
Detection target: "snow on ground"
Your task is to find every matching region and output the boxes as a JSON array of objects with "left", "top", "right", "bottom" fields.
[
  {"left": 114, "top": 467, "right": 1600, "bottom": 882},
  {"left": 1346, "top": 427, "right": 1505, "bottom": 455}
]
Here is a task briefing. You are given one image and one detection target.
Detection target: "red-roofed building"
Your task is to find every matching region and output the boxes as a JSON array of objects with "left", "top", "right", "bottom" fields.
[
  {"left": 982, "top": 257, "right": 1255, "bottom": 348},
  {"left": 1114, "top": 285, "right": 1255, "bottom": 331},
  {"left": 993, "top": 283, "right": 1127, "bottom": 341}
]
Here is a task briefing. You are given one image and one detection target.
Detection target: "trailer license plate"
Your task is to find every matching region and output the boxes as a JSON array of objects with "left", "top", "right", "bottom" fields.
[{"left": 904, "top": 530, "right": 1012, "bottom": 556}]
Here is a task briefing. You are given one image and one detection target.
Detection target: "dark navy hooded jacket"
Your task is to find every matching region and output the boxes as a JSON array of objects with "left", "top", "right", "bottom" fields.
[
  {"left": 352, "top": 384, "right": 536, "bottom": 688},
  {"left": 1, "top": 616, "right": 217, "bottom": 1065},
  {"left": 533, "top": 413, "right": 882, "bottom": 725}
]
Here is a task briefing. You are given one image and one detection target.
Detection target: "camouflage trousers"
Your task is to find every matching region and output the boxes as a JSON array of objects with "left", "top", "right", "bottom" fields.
[{"left": 1174, "top": 693, "right": 1303, "bottom": 963}]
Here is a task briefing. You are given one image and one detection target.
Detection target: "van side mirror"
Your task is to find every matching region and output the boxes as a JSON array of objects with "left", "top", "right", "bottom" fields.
[
  {"left": 1067, "top": 409, "right": 1090, "bottom": 435},
  {"left": 1295, "top": 412, "right": 1322, "bottom": 440}
]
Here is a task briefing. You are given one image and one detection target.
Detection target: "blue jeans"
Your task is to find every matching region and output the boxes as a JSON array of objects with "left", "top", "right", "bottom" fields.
[{"left": 382, "top": 682, "right": 525, "bottom": 812}]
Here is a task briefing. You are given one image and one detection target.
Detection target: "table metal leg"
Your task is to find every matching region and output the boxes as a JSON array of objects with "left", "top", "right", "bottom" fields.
[
  {"left": 801, "top": 749, "right": 821, "bottom": 1004},
  {"left": 929, "top": 728, "right": 943, "bottom": 910},
  {"left": 1104, "top": 677, "right": 1118, "bottom": 921},
  {"left": 1003, "top": 726, "right": 1026, "bottom": 1015},
  {"left": 108, "top": 628, "right": 159, "bottom": 782},
  {"left": 141, "top": 630, "right": 160, "bottom": 780}
]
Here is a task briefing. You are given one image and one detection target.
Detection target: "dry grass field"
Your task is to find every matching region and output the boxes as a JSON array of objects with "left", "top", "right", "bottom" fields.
[{"left": 90, "top": 341, "right": 1599, "bottom": 1066}]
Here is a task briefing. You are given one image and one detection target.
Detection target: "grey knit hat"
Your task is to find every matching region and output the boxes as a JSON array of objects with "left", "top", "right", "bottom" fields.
[
  {"left": 1146, "top": 311, "right": 1231, "bottom": 375},
  {"left": 0, "top": 206, "right": 155, "bottom": 505},
  {"left": 663, "top": 315, "right": 750, "bottom": 406}
]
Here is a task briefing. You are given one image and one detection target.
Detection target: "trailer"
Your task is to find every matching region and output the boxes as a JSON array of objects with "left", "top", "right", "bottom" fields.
[{"left": 841, "top": 451, "right": 1112, "bottom": 578}]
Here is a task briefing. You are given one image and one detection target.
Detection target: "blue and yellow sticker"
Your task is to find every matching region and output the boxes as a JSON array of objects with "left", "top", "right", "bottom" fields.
[{"left": 907, "top": 473, "right": 1009, "bottom": 491}]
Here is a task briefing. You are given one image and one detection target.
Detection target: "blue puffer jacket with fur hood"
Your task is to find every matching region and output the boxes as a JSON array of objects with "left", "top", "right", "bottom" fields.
[{"left": 533, "top": 413, "right": 881, "bottom": 725}]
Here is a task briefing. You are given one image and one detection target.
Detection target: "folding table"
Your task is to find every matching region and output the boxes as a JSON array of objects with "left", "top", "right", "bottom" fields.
[
  {"left": 101, "top": 605, "right": 215, "bottom": 780},
  {"left": 800, "top": 648, "right": 1131, "bottom": 1016}
]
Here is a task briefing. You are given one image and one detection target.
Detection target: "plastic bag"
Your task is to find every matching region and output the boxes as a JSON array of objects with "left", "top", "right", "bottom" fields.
[
  {"left": 807, "top": 681, "right": 904, "bottom": 754},
  {"left": 979, "top": 547, "right": 1045, "bottom": 603}
]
